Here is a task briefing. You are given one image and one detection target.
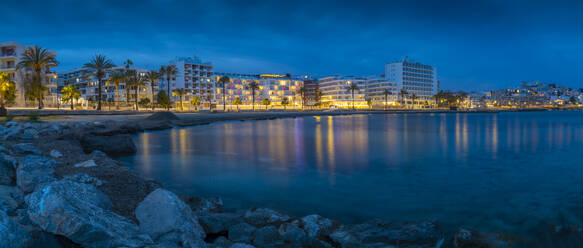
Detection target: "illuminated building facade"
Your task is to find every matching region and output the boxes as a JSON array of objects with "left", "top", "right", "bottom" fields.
[
  {"left": 168, "top": 57, "right": 214, "bottom": 103},
  {"left": 213, "top": 73, "right": 303, "bottom": 106},
  {"left": 318, "top": 76, "right": 367, "bottom": 108},
  {"left": 386, "top": 57, "right": 438, "bottom": 102},
  {"left": 0, "top": 41, "right": 58, "bottom": 107},
  {"left": 364, "top": 76, "right": 398, "bottom": 105}
]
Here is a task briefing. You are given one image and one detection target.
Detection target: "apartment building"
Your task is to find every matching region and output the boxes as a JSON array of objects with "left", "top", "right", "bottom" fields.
[
  {"left": 0, "top": 41, "right": 58, "bottom": 107},
  {"left": 364, "top": 76, "right": 398, "bottom": 105},
  {"left": 213, "top": 73, "right": 303, "bottom": 107},
  {"left": 167, "top": 57, "right": 213, "bottom": 103},
  {"left": 386, "top": 57, "right": 438, "bottom": 102},
  {"left": 318, "top": 76, "right": 367, "bottom": 108}
]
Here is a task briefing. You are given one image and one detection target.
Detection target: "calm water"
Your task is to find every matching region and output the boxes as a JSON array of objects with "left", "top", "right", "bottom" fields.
[{"left": 120, "top": 111, "right": 583, "bottom": 238}]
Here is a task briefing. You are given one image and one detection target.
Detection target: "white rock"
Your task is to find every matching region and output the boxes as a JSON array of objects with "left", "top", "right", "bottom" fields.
[
  {"left": 49, "top": 150, "right": 63, "bottom": 158},
  {"left": 74, "top": 159, "right": 97, "bottom": 168}
]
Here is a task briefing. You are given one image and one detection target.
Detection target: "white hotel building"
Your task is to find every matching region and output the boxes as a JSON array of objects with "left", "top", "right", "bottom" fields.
[
  {"left": 318, "top": 75, "right": 367, "bottom": 108},
  {"left": 385, "top": 58, "right": 438, "bottom": 102},
  {"left": 167, "top": 57, "right": 214, "bottom": 103},
  {"left": 0, "top": 41, "right": 58, "bottom": 107}
]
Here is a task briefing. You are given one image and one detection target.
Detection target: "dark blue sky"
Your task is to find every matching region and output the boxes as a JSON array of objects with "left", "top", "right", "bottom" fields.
[{"left": 3, "top": 0, "right": 583, "bottom": 90}]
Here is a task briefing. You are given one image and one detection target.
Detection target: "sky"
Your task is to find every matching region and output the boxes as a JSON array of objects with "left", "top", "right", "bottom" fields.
[{"left": 2, "top": 0, "right": 583, "bottom": 91}]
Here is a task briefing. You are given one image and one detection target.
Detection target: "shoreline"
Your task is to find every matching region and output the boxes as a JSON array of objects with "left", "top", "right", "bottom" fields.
[{"left": 0, "top": 111, "right": 575, "bottom": 247}]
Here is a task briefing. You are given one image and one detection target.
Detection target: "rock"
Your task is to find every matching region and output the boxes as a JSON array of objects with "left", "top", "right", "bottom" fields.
[
  {"left": 90, "top": 149, "right": 107, "bottom": 158},
  {"left": 0, "top": 153, "right": 17, "bottom": 185},
  {"left": 243, "top": 208, "right": 290, "bottom": 227},
  {"left": 300, "top": 214, "right": 338, "bottom": 239},
  {"left": 49, "top": 149, "right": 63, "bottom": 158},
  {"left": 80, "top": 134, "right": 137, "bottom": 156},
  {"left": 63, "top": 173, "right": 104, "bottom": 187},
  {"left": 252, "top": 225, "right": 281, "bottom": 247},
  {"left": 184, "top": 196, "right": 224, "bottom": 213},
  {"left": 21, "top": 128, "right": 39, "bottom": 140},
  {"left": 16, "top": 155, "right": 57, "bottom": 193},
  {"left": 0, "top": 145, "right": 9, "bottom": 154},
  {"left": 146, "top": 112, "right": 179, "bottom": 121},
  {"left": 12, "top": 143, "right": 42, "bottom": 155},
  {"left": 330, "top": 220, "right": 443, "bottom": 248},
  {"left": 135, "top": 188, "right": 206, "bottom": 248},
  {"left": 453, "top": 228, "right": 514, "bottom": 248},
  {"left": 278, "top": 222, "right": 307, "bottom": 244},
  {"left": 230, "top": 243, "right": 255, "bottom": 248},
  {"left": 229, "top": 223, "right": 257, "bottom": 243},
  {"left": 199, "top": 212, "right": 244, "bottom": 234},
  {"left": 0, "top": 209, "right": 34, "bottom": 248},
  {"left": 213, "top": 236, "right": 234, "bottom": 247},
  {"left": 0, "top": 186, "right": 24, "bottom": 215},
  {"left": 74, "top": 159, "right": 98, "bottom": 168},
  {"left": 26, "top": 180, "right": 151, "bottom": 247},
  {"left": 3, "top": 125, "right": 23, "bottom": 140}
]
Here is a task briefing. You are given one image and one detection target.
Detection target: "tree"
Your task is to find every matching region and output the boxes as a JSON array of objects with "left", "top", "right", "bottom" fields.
[
  {"left": 399, "top": 89, "right": 408, "bottom": 108},
  {"left": 106, "top": 70, "right": 125, "bottom": 109},
  {"left": 382, "top": 89, "right": 392, "bottom": 110},
  {"left": 233, "top": 97, "right": 242, "bottom": 111},
  {"left": 124, "top": 59, "right": 133, "bottom": 69},
  {"left": 261, "top": 98, "right": 271, "bottom": 110},
  {"left": 297, "top": 86, "right": 306, "bottom": 110},
  {"left": 281, "top": 97, "right": 289, "bottom": 110},
  {"left": 83, "top": 55, "right": 115, "bottom": 111},
  {"left": 217, "top": 76, "right": 230, "bottom": 111},
  {"left": 246, "top": 80, "right": 260, "bottom": 111},
  {"left": 410, "top": 94, "right": 418, "bottom": 109},
  {"left": 61, "top": 85, "right": 81, "bottom": 110},
  {"left": 126, "top": 71, "right": 146, "bottom": 111},
  {"left": 145, "top": 71, "right": 161, "bottom": 111},
  {"left": 345, "top": 83, "right": 360, "bottom": 110},
  {"left": 172, "top": 88, "right": 187, "bottom": 111},
  {"left": 366, "top": 98, "right": 373, "bottom": 109},
  {"left": 203, "top": 92, "right": 213, "bottom": 110},
  {"left": 156, "top": 90, "right": 170, "bottom": 109},
  {"left": 190, "top": 95, "right": 201, "bottom": 111},
  {"left": 160, "top": 65, "right": 177, "bottom": 111},
  {"left": 0, "top": 71, "right": 14, "bottom": 114},
  {"left": 16, "top": 46, "right": 58, "bottom": 109},
  {"left": 138, "top": 98, "right": 151, "bottom": 108}
]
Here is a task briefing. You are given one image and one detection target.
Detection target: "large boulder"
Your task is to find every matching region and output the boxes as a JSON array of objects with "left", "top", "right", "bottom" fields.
[
  {"left": 330, "top": 219, "right": 443, "bottom": 248},
  {"left": 0, "top": 186, "right": 24, "bottom": 215},
  {"left": 135, "top": 188, "right": 206, "bottom": 248},
  {"left": 63, "top": 173, "right": 104, "bottom": 187},
  {"left": 26, "top": 180, "right": 152, "bottom": 248},
  {"left": 11, "top": 143, "right": 42, "bottom": 155},
  {"left": 229, "top": 223, "right": 257, "bottom": 243},
  {"left": 278, "top": 222, "right": 307, "bottom": 245},
  {"left": 0, "top": 209, "right": 34, "bottom": 248},
  {"left": 252, "top": 225, "right": 282, "bottom": 247},
  {"left": 300, "top": 214, "right": 338, "bottom": 239},
  {"left": 16, "top": 155, "right": 57, "bottom": 193},
  {"left": 199, "top": 212, "right": 244, "bottom": 234},
  {"left": 453, "top": 228, "right": 514, "bottom": 248},
  {"left": 243, "top": 208, "right": 290, "bottom": 227},
  {"left": 183, "top": 195, "right": 224, "bottom": 213},
  {"left": 146, "top": 112, "right": 179, "bottom": 121},
  {"left": 0, "top": 153, "right": 17, "bottom": 185},
  {"left": 79, "top": 134, "right": 137, "bottom": 156}
]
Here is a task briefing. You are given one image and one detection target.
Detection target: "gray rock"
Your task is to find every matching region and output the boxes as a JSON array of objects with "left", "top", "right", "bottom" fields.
[
  {"left": 26, "top": 180, "right": 151, "bottom": 247},
  {"left": 80, "top": 134, "right": 137, "bottom": 156},
  {"left": 199, "top": 212, "right": 244, "bottom": 234},
  {"left": 330, "top": 220, "right": 443, "bottom": 248},
  {"left": 243, "top": 208, "right": 290, "bottom": 227},
  {"left": 252, "top": 225, "right": 281, "bottom": 247},
  {"left": 63, "top": 173, "right": 104, "bottom": 187},
  {"left": 229, "top": 223, "right": 257, "bottom": 243},
  {"left": 300, "top": 214, "right": 337, "bottom": 238},
  {"left": 184, "top": 196, "right": 224, "bottom": 213},
  {"left": 135, "top": 189, "right": 206, "bottom": 248},
  {"left": 0, "top": 186, "right": 24, "bottom": 214},
  {"left": 229, "top": 243, "right": 255, "bottom": 248},
  {"left": 0, "top": 153, "right": 17, "bottom": 185},
  {"left": 16, "top": 155, "right": 57, "bottom": 193},
  {"left": 21, "top": 128, "right": 39, "bottom": 140},
  {"left": 12, "top": 143, "right": 42, "bottom": 155},
  {"left": 49, "top": 149, "right": 63, "bottom": 158},
  {"left": 278, "top": 222, "right": 307, "bottom": 244},
  {"left": 74, "top": 159, "right": 98, "bottom": 168},
  {"left": 90, "top": 149, "right": 107, "bottom": 158},
  {"left": 213, "top": 236, "right": 234, "bottom": 247},
  {"left": 453, "top": 228, "right": 514, "bottom": 248},
  {"left": 0, "top": 145, "right": 9, "bottom": 154},
  {"left": 3, "top": 125, "right": 23, "bottom": 140},
  {"left": 0, "top": 209, "right": 34, "bottom": 248}
]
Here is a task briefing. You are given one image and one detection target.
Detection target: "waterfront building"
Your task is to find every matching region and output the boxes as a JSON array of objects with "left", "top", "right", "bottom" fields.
[
  {"left": 167, "top": 57, "right": 214, "bottom": 103},
  {"left": 303, "top": 79, "right": 320, "bottom": 105},
  {"left": 213, "top": 73, "right": 303, "bottom": 108},
  {"left": 318, "top": 75, "right": 367, "bottom": 108},
  {"left": 385, "top": 57, "right": 438, "bottom": 103},
  {"left": 0, "top": 41, "right": 58, "bottom": 107},
  {"left": 364, "top": 76, "right": 398, "bottom": 107}
]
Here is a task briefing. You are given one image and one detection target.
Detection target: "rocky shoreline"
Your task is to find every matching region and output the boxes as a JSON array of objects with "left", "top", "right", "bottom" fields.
[{"left": 0, "top": 112, "right": 527, "bottom": 247}]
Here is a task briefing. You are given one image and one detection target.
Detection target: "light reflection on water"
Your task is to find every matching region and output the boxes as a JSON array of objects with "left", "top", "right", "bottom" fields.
[{"left": 120, "top": 111, "right": 583, "bottom": 239}]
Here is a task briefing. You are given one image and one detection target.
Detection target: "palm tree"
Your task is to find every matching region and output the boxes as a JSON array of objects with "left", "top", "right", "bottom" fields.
[
  {"left": 190, "top": 95, "right": 201, "bottom": 111},
  {"left": 345, "top": 83, "right": 360, "bottom": 110},
  {"left": 297, "top": 86, "right": 306, "bottom": 110},
  {"left": 281, "top": 97, "right": 289, "bottom": 110},
  {"left": 0, "top": 71, "right": 14, "bottom": 113},
  {"left": 127, "top": 71, "right": 146, "bottom": 111},
  {"left": 233, "top": 97, "right": 242, "bottom": 111},
  {"left": 217, "top": 76, "right": 230, "bottom": 111},
  {"left": 83, "top": 55, "right": 115, "bottom": 111},
  {"left": 172, "top": 88, "right": 187, "bottom": 111},
  {"left": 61, "top": 85, "right": 81, "bottom": 110},
  {"left": 145, "top": 71, "right": 161, "bottom": 111},
  {"left": 16, "top": 46, "right": 58, "bottom": 109},
  {"left": 246, "top": 80, "right": 260, "bottom": 111},
  {"left": 382, "top": 89, "right": 392, "bottom": 110},
  {"left": 160, "top": 65, "right": 177, "bottom": 111},
  {"left": 261, "top": 98, "right": 271, "bottom": 110},
  {"left": 106, "top": 71, "right": 125, "bottom": 109},
  {"left": 203, "top": 92, "right": 213, "bottom": 110},
  {"left": 124, "top": 59, "right": 133, "bottom": 69},
  {"left": 410, "top": 94, "right": 418, "bottom": 109},
  {"left": 399, "top": 89, "right": 409, "bottom": 108}
]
